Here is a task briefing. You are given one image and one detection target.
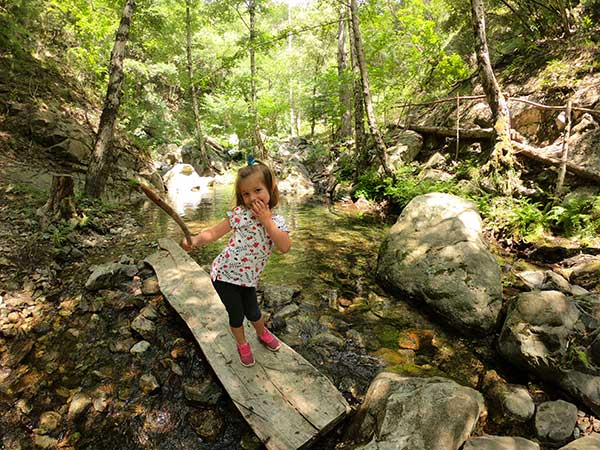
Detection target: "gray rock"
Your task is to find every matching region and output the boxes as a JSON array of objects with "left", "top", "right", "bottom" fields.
[
  {"left": 130, "top": 340, "right": 151, "bottom": 354},
  {"left": 559, "top": 432, "right": 600, "bottom": 449},
  {"left": 131, "top": 314, "right": 155, "bottom": 340},
  {"left": 463, "top": 435, "right": 540, "bottom": 450},
  {"left": 484, "top": 372, "right": 535, "bottom": 423},
  {"left": 535, "top": 399, "right": 578, "bottom": 446},
  {"left": 542, "top": 270, "right": 572, "bottom": 293},
  {"left": 262, "top": 284, "right": 296, "bottom": 309},
  {"left": 273, "top": 303, "right": 299, "bottom": 320},
  {"left": 498, "top": 291, "right": 600, "bottom": 415},
  {"left": 347, "top": 372, "right": 485, "bottom": 450},
  {"left": 385, "top": 130, "right": 423, "bottom": 167},
  {"left": 377, "top": 193, "right": 502, "bottom": 335},
  {"left": 85, "top": 263, "right": 138, "bottom": 290},
  {"left": 309, "top": 332, "right": 345, "bottom": 348},
  {"left": 516, "top": 270, "right": 546, "bottom": 290},
  {"left": 183, "top": 380, "right": 223, "bottom": 406}
]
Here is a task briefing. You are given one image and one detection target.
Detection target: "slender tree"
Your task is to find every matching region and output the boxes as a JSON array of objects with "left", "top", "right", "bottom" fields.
[
  {"left": 185, "top": 0, "right": 209, "bottom": 172},
  {"left": 85, "top": 0, "right": 135, "bottom": 198},
  {"left": 336, "top": 5, "right": 352, "bottom": 140},
  {"left": 471, "top": 0, "right": 517, "bottom": 193},
  {"left": 347, "top": 2, "right": 365, "bottom": 170},
  {"left": 247, "top": 0, "right": 266, "bottom": 158},
  {"left": 348, "top": 0, "right": 392, "bottom": 177}
]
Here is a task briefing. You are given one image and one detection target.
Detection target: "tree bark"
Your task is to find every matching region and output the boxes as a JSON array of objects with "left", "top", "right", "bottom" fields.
[
  {"left": 288, "top": 1, "right": 295, "bottom": 137},
  {"left": 347, "top": 2, "right": 366, "bottom": 174},
  {"left": 349, "top": 0, "right": 391, "bottom": 177},
  {"left": 247, "top": 0, "right": 266, "bottom": 159},
  {"left": 337, "top": 6, "right": 352, "bottom": 140},
  {"left": 185, "top": 0, "right": 209, "bottom": 172},
  {"left": 471, "top": 0, "right": 516, "bottom": 192},
  {"left": 42, "top": 175, "right": 78, "bottom": 224},
  {"left": 84, "top": 0, "right": 135, "bottom": 198}
]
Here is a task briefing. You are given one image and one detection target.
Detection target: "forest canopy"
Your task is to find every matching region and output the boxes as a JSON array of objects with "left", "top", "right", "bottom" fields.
[{"left": 1, "top": 0, "right": 599, "bottom": 156}]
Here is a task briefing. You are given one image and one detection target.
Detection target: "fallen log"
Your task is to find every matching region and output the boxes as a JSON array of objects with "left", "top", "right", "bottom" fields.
[
  {"left": 512, "top": 141, "right": 600, "bottom": 184},
  {"left": 138, "top": 182, "right": 193, "bottom": 247},
  {"left": 406, "top": 124, "right": 494, "bottom": 139},
  {"left": 205, "top": 136, "right": 227, "bottom": 154}
]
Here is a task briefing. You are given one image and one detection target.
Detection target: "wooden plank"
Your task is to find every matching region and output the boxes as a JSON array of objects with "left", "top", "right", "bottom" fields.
[{"left": 145, "top": 238, "right": 349, "bottom": 450}]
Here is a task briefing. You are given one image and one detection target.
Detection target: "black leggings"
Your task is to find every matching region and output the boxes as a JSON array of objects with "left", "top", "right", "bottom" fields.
[{"left": 212, "top": 280, "right": 262, "bottom": 328}]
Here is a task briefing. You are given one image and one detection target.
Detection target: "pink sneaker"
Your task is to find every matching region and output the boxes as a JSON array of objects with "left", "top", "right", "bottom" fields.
[
  {"left": 258, "top": 328, "right": 281, "bottom": 352},
  {"left": 237, "top": 342, "right": 255, "bottom": 367}
]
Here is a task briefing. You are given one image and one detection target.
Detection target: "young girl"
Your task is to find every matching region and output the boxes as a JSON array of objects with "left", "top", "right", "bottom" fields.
[{"left": 182, "top": 159, "right": 291, "bottom": 367}]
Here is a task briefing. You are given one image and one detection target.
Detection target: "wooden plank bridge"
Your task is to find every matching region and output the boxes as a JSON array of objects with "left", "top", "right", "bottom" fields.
[{"left": 145, "top": 238, "right": 349, "bottom": 450}]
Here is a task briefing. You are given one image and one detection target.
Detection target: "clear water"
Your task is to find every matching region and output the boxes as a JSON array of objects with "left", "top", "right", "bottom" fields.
[{"left": 148, "top": 184, "right": 389, "bottom": 303}]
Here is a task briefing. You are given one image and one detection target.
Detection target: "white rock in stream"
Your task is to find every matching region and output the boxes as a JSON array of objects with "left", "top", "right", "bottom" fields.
[{"left": 130, "top": 340, "right": 151, "bottom": 354}]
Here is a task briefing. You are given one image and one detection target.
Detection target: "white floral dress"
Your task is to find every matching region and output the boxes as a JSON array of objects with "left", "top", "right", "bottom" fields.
[{"left": 210, "top": 206, "right": 288, "bottom": 287}]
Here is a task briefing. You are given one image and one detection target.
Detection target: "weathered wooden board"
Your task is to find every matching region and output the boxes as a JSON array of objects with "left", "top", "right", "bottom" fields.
[{"left": 145, "top": 238, "right": 349, "bottom": 450}]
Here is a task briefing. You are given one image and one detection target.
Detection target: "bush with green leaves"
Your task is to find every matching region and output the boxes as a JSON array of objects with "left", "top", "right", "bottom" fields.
[{"left": 352, "top": 165, "right": 457, "bottom": 210}]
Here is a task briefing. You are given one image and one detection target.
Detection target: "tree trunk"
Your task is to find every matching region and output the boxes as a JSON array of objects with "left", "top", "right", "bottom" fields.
[
  {"left": 248, "top": 0, "right": 266, "bottom": 159},
  {"left": 185, "top": 0, "right": 209, "bottom": 173},
  {"left": 349, "top": 0, "right": 392, "bottom": 177},
  {"left": 84, "top": 0, "right": 135, "bottom": 198},
  {"left": 347, "top": 3, "right": 366, "bottom": 175},
  {"left": 39, "top": 174, "right": 81, "bottom": 227},
  {"left": 288, "top": 2, "right": 295, "bottom": 137},
  {"left": 337, "top": 6, "right": 352, "bottom": 140},
  {"left": 471, "top": 0, "right": 517, "bottom": 193}
]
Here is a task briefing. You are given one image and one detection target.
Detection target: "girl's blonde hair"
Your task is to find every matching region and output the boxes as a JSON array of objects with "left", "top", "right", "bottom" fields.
[{"left": 235, "top": 161, "right": 280, "bottom": 209}]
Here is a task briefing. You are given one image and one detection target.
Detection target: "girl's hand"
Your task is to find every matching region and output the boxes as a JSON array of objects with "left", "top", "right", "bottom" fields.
[
  {"left": 251, "top": 199, "right": 272, "bottom": 225},
  {"left": 181, "top": 237, "right": 194, "bottom": 251}
]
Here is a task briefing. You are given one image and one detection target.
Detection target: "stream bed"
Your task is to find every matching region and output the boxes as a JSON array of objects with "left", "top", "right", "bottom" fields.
[{"left": 0, "top": 183, "right": 548, "bottom": 450}]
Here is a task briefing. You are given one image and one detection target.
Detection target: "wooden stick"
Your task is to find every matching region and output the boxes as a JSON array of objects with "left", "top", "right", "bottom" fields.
[
  {"left": 556, "top": 100, "right": 572, "bottom": 194},
  {"left": 139, "top": 182, "right": 193, "bottom": 247}
]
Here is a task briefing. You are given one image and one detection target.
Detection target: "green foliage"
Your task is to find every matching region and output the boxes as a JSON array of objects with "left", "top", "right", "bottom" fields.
[
  {"left": 353, "top": 165, "right": 457, "bottom": 210},
  {"left": 539, "top": 59, "right": 578, "bottom": 89},
  {"left": 478, "top": 196, "right": 547, "bottom": 242},
  {"left": 546, "top": 195, "right": 600, "bottom": 241}
]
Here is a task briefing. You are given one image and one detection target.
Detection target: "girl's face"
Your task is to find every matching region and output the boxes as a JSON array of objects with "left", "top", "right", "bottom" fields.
[{"left": 238, "top": 172, "right": 271, "bottom": 209}]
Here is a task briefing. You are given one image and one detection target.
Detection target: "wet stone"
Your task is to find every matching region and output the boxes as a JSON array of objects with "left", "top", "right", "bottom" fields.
[
  {"left": 140, "top": 304, "right": 157, "bottom": 320},
  {"left": 37, "top": 411, "right": 61, "bottom": 434},
  {"left": 188, "top": 409, "right": 224, "bottom": 441},
  {"left": 131, "top": 314, "right": 155, "bottom": 339},
  {"left": 33, "top": 434, "right": 59, "bottom": 449},
  {"left": 110, "top": 338, "right": 137, "bottom": 353},
  {"left": 183, "top": 380, "right": 223, "bottom": 405},
  {"left": 309, "top": 332, "right": 344, "bottom": 348},
  {"left": 139, "top": 374, "right": 160, "bottom": 394},
  {"left": 130, "top": 340, "right": 151, "bottom": 354},
  {"left": 273, "top": 303, "right": 299, "bottom": 320},
  {"left": 141, "top": 277, "right": 160, "bottom": 295},
  {"left": 67, "top": 392, "right": 92, "bottom": 421}
]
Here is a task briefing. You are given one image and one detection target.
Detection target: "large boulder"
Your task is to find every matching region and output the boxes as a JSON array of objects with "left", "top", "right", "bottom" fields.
[
  {"left": 346, "top": 372, "right": 485, "bottom": 450},
  {"left": 376, "top": 193, "right": 502, "bottom": 335},
  {"left": 498, "top": 290, "right": 600, "bottom": 415}
]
